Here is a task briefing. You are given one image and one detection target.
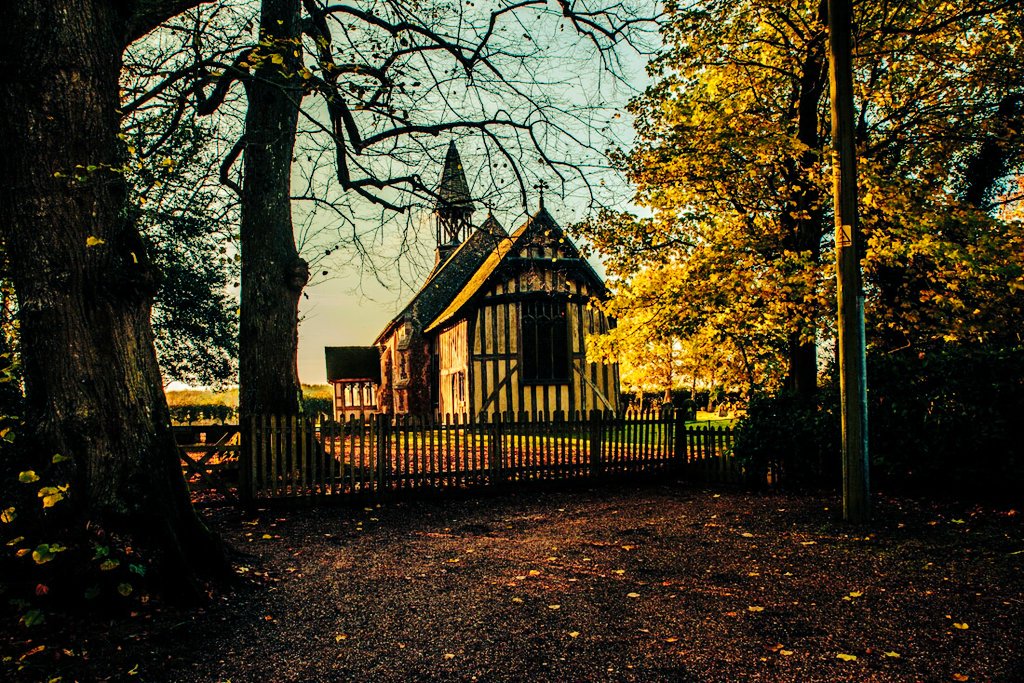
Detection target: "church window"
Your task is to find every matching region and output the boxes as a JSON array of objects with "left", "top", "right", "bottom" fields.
[{"left": 520, "top": 300, "right": 569, "bottom": 384}]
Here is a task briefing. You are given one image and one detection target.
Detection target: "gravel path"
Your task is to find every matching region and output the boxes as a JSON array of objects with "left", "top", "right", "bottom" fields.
[{"left": 8, "top": 483, "right": 1024, "bottom": 682}]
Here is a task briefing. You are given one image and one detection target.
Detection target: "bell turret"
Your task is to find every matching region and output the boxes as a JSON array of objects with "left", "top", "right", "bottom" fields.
[{"left": 435, "top": 142, "right": 474, "bottom": 262}]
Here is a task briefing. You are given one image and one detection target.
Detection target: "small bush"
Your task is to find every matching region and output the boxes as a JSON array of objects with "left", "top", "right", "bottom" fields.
[{"left": 733, "top": 391, "right": 840, "bottom": 490}]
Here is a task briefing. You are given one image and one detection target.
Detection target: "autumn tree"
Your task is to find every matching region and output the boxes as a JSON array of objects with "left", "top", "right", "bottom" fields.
[{"left": 579, "top": 0, "right": 1024, "bottom": 396}]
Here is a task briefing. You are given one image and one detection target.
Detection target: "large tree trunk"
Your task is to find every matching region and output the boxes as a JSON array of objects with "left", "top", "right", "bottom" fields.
[
  {"left": 781, "top": 26, "right": 829, "bottom": 400},
  {"left": 0, "top": 0, "right": 227, "bottom": 598},
  {"left": 238, "top": 0, "right": 308, "bottom": 421}
]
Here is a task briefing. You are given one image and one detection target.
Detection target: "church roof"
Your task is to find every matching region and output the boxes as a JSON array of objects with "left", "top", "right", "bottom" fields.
[
  {"left": 325, "top": 346, "right": 382, "bottom": 382},
  {"left": 423, "top": 207, "right": 605, "bottom": 333},
  {"left": 374, "top": 218, "right": 507, "bottom": 345},
  {"left": 436, "top": 141, "right": 474, "bottom": 211}
]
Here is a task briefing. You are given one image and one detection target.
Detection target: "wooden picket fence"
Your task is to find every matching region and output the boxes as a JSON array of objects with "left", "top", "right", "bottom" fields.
[{"left": 221, "top": 411, "right": 742, "bottom": 505}]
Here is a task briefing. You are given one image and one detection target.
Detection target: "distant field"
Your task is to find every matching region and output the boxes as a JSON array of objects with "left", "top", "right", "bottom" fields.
[{"left": 167, "top": 385, "right": 333, "bottom": 425}]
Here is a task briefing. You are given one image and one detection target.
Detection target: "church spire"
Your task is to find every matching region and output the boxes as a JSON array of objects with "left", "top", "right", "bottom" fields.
[{"left": 435, "top": 142, "right": 475, "bottom": 252}]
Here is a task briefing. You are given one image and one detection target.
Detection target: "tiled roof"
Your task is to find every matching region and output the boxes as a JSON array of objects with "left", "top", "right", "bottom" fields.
[
  {"left": 374, "top": 217, "right": 507, "bottom": 345},
  {"left": 325, "top": 346, "right": 382, "bottom": 382}
]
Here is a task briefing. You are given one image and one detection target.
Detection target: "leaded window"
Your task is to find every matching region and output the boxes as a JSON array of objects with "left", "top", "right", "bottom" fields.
[{"left": 520, "top": 299, "right": 569, "bottom": 384}]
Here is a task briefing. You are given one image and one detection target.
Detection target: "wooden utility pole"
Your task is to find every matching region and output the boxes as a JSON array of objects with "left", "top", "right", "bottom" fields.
[{"left": 827, "top": 0, "right": 870, "bottom": 521}]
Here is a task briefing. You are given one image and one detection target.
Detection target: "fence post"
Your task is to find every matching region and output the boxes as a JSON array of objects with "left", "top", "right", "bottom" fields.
[
  {"left": 589, "top": 409, "right": 603, "bottom": 478},
  {"left": 673, "top": 408, "right": 687, "bottom": 473},
  {"left": 375, "top": 415, "right": 391, "bottom": 492},
  {"left": 489, "top": 413, "right": 503, "bottom": 484},
  {"left": 240, "top": 416, "right": 255, "bottom": 510}
]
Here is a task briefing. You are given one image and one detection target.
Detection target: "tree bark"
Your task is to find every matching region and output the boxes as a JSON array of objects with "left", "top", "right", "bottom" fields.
[
  {"left": 781, "top": 27, "right": 829, "bottom": 400},
  {"left": 0, "top": 0, "right": 228, "bottom": 598},
  {"left": 238, "top": 0, "right": 308, "bottom": 421}
]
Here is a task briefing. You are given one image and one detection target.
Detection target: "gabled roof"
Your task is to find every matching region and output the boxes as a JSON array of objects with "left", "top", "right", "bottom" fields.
[
  {"left": 374, "top": 218, "right": 507, "bottom": 345},
  {"left": 436, "top": 141, "right": 474, "bottom": 211},
  {"left": 423, "top": 207, "right": 605, "bottom": 333},
  {"left": 325, "top": 346, "right": 381, "bottom": 382}
]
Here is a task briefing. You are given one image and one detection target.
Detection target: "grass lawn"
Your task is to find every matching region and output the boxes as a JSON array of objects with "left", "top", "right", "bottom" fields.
[{"left": 4, "top": 484, "right": 1021, "bottom": 682}]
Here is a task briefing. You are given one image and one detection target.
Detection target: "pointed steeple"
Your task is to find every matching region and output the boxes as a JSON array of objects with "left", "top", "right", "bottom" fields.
[
  {"left": 437, "top": 142, "right": 474, "bottom": 212},
  {"left": 435, "top": 141, "right": 475, "bottom": 258}
]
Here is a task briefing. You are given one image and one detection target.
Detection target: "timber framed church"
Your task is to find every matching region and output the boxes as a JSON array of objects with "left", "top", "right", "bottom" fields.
[{"left": 325, "top": 143, "right": 619, "bottom": 419}]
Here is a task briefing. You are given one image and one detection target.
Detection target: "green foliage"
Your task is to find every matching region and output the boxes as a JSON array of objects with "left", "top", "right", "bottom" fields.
[
  {"left": 123, "top": 109, "right": 239, "bottom": 387},
  {"left": 867, "top": 345, "right": 1024, "bottom": 498},
  {"left": 169, "top": 403, "right": 237, "bottom": 425},
  {"left": 734, "top": 344, "right": 1024, "bottom": 499},
  {"left": 733, "top": 392, "right": 840, "bottom": 490}
]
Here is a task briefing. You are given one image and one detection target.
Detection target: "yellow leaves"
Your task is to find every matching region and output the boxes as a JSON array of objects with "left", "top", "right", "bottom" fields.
[
  {"left": 443, "top": 653, "right": 456, "bottom": 660},
  {"left": 626, "top": 592, "right": 641, "bottom": 599},
  {"left": 18, "top": 471, "right": 39, "bottom": 483},
  {"left": 32, "top": 543, "right": 65, "bottom": 565},
  {"left": 335, "top": 634, "right": 348, "bottom": 642},
  {"left": 1, "top": 507, "right": 15, "bottom": 523},
  {"left": 569, "top": 631, "right": 580, "bottom": 638},
  {"left": 99, "top": 558, "right": 121, "bottom": 571},
  {"left": 951, "top": 674, "right": 969, "bottom": 682},
  {"left": 511, "top": 597, "right": 523, "bottom": 604},
  {"left": 884, "top": 651, "right": 901, "bottom": 658},
  {"left": 747, "top": 606, "right": 764, "bottom": 612},
  {"left": 38, "top": 484, "right": 69, "bottom": 508},
  {"left": 547, "top": 604, "right": 561, "bottom": 610},
  {"left": 952, "top": 622, "right": 969, "bottom": 630},
  {"left": 528, "top": 569, "right": 541, "bottom": 576},
  {"left": 86, "top": 236, "right": 105, "bottom": 248},
  {"left": 836, "top": 653, "right": 858, "bottom": 661}
]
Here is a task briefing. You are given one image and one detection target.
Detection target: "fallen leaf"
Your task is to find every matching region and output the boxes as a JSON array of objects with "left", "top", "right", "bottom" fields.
[
  {"left": 953, "top": 623, "right": 969, "bottom": 630},
  {"left": 548, "top": 604, "right": 561, "bottom": 610},
  {"left": 627, "top": 592, "right": 640, "bottom": 599},
  {"left": 569, "top": 631, "right": 580, "bottom": 638},
  {"left": 528, "top": 569, "right": 541, "bottom": 576},
  {"left": 443, "top": 653, "right": 455, "bottom": 660},
  {"left": 612, "top": 569, "right": 625, "bottom": 575},
  {"left": 741, "top": 532, "right": 754, "bottom": 538},
  {"left": 780, "top": 650, "right": 794, "bottom": 656},
  {"left": 335, "top": 634, "right": 348, "bottom": 642},
  {"left": 952, "top": 675, "right": 968, "bottom": 682},
  {"left": 511, "top": 597, "right": 523, "bottom": 604},
  {"left": 748, "top": 606, "right": 764, "bottom": 612},
  {"left": 884, "top": 651, "right": 901, "bottom": 658},
  {"left": 836, "top": 653, "right": 857, "bottom": 661},
  {"left": 849, "top": 591, "right": 863, "bottom": 598},
  {"left": 665, "top": 637, "right": 678, "bottom": 643}
]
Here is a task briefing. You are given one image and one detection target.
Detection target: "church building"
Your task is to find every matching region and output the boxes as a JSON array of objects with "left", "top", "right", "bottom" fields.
[{"left": 325, "top": 143, "right": 619, "bottom": 419}]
